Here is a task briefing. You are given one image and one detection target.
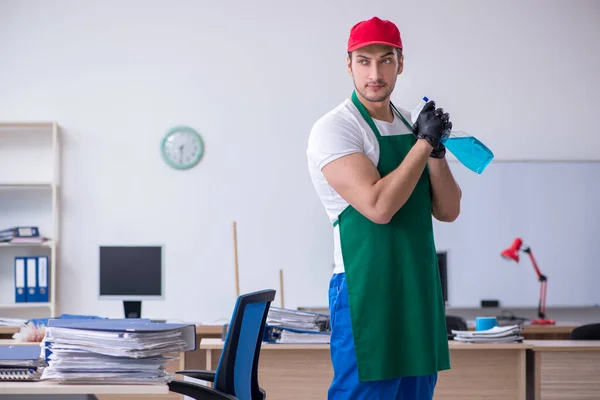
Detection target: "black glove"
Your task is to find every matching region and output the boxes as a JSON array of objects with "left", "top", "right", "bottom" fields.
[
  {"left": 430, "top": 143, "right": 446, "bottom": 159},
  {"left": 413, "top": 101, "right": 452, "bottom": 157}
]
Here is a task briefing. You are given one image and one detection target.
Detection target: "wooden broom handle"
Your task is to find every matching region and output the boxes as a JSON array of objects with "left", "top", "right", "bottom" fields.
[
  {"left": 279, "top": 269, "right": 285, "bottom": 308},
  {"left": 233, "top": 221, "right": 240, "bottom": 298}
]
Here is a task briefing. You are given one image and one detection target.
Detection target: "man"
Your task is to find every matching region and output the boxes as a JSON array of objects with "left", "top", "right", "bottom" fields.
[{"left": 306, "top": 17, "right": 462, "bottom": 399}]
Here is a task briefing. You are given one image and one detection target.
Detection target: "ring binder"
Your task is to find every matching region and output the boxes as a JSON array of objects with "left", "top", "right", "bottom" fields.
[{"left": 0, "top": 368, "right": 40, "bottom": 381}]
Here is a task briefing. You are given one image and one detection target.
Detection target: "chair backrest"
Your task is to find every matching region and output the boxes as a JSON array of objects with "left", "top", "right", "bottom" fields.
[
  {"left": 446, "top": 315, "right": 468, "bottom": 333},
  {"left": 569, "top": 323, "right": 600, "bottom": 340},
  {"left": 214, "top": 289, "right": 276, "bottom": 400}
]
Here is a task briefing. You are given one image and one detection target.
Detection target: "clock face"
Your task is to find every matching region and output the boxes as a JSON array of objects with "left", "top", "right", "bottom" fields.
[{"left": 161, "top": 126, "right": 204, "bottom": 170}]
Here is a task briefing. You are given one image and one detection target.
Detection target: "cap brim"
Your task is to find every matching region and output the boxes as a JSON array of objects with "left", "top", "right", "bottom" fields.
[{"left": 347, "top": 40, "right": 402, "bottom": 52}]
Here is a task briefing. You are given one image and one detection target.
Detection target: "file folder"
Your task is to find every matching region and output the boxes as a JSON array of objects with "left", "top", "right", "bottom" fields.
[
  {"left": 43, "top": 318, "right": 197, "bottom": 361},
  {"left": 47, "top": 318, "right": 197, "bottom": 350},
  {"left": 0, "top": 345, "right": 44, "bottom": 366},
  {"left": 26, "top": 257, "right": 37, "bottom": 302},
  {"left": 0, "top": 226, "right": 40, "bottom": 242},
  {"left": 14, "top": 257, "right": 26, "bottom": 303},
  {"left": 0, "top": 226, "right": 40, "bottom": 237},
  {"left": 36, "top": 256, "right": 49, "bottom": 302},
  {"left": 0, "top": 344, "right": 45, "bottom": 381},
  {"left": 263, "top": 325, "right": 331, "bottom": 344}
]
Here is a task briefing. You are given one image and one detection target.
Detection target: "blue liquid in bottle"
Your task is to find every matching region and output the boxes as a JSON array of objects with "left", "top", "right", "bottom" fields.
[
  {"left": 441, "top": 133, "right": 494, "bottom": 174},
  {"left": 411, "top": 96, "right": 495, "bottom": 174}
]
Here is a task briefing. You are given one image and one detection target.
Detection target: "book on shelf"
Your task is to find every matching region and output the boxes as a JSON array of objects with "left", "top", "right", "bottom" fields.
[
  {"left": 9, "top": 237, "right": 48, "bottom": 244},
  {"left": 0, "top": 226, "right": 43, "bottom": 243}
]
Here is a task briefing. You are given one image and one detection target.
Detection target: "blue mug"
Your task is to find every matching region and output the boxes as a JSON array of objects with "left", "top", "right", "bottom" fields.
[{"left": 475, "top": 317, "right": 498, "bottom": 331}]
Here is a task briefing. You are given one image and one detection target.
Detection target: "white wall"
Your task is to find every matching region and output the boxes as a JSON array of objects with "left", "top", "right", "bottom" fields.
[
  {"left": 0, "top": 0, "right": 598, "bottom": 322},
  {"left": 434, "top": 160, "right": 600, "bottom": 308}
]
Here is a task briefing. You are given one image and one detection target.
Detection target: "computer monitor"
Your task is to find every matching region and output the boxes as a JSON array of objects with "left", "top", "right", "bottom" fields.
[
  {"left": 99, "top": 245, "right": 164, "bottom": 318},
  {"left": 437, "top": 251, "right": 448, "bottom": 305}
]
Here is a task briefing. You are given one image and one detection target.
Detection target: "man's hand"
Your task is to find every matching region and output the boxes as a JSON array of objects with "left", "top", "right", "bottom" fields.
[{"left": 413, "top": 101, "right": 452, "bottom": 153}]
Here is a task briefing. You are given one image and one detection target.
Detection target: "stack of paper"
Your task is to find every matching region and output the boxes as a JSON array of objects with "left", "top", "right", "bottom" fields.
[
  {"left": 267, "top": 307, "right": 330, "bottom": 332},
  {"left": 278, "top": 329, "right": 330, "bottom": 344},
  {"left": 452, "top": 325, "right": 524, "bottom": 343},
  {"left": 40, "top": 318, "right": 196, "bottom": 384},
  {"left": 264, "top": 307, "right": 331, "bottom": 344},
  {"left": 0, "top": 317, "right": 27, "bottom": 327}
]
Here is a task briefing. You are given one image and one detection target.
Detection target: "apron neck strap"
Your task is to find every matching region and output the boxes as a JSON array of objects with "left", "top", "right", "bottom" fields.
[
  {"left": 391, "top": 102, "right": 414, "bottom": 131},
  {"left": 351, "top": 91, "right": 414, "bottom": 137}
]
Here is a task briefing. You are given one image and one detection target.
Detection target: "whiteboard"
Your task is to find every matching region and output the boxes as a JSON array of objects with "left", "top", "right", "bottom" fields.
[{"left": 433, "top": 160, "right": 600, "bottom": 308}]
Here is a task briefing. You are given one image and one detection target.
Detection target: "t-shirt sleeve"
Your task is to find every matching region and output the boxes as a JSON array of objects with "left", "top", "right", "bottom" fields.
[{"left": 307, "top": 113, "right": 364, "bottom": 171}]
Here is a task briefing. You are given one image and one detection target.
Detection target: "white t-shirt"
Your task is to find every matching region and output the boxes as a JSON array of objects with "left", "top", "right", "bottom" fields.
[{"left": 306, "top": 98, "right": 414, "bottom": 274}]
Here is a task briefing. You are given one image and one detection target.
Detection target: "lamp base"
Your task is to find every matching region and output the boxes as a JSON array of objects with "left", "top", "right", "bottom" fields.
[{"left": 530, "top": 318, "right": 555, "bottom": 325}]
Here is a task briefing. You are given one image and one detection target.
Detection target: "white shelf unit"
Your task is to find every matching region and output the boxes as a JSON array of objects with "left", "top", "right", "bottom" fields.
[{"left": 0, "top": 122, "right": 59, "bottom": 318}]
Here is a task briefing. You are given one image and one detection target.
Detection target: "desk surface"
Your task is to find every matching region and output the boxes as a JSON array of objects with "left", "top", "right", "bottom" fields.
[
  {"left": 0, "top": 322, "right": 581, "bottom": 336},
  {"left": 467, "top": 322, "right": 578, "bottom": 332},
  {"left": 527, "top": 340, "right": 600, "bottom": 351},
  {"left": 0, "top": 326, "right": 19, "bottom": 335},
  {"left": 201, "top": 338, "right": 600, "bottom": 352},
  {"left": 200, "top": 338, "right": 535, "bottom": 351},
  {"left": 0, "top": 381, "right": 169, "bottom": 395},
  {"left": 0, "top": 339, "right": 38, "bottom": 345},
  {"left": 0, "top": 324, "right": 223, "bottom": 338}
]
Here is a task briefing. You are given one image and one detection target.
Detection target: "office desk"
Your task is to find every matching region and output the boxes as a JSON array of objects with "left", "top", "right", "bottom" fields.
[
  {"left": 0, "top": 339, "right": 38, "bottom": 346},
  {"left": 466, "top": 323, "right": 577, "bottom": 340},
  {"left": 197, "top": 339, "right": 531, "bottom": 400},
  {"left": 518, "top": 324, "right": 576, "bottom": 340},
  {"left": 0, "top": 381, "right": 168, "bottom": 396},
  {"left": 0, "top": 327, "right": 18, "bottom": 340},
  {"left": 0, "top": 324, "right": 223, "bottom": 399},
  {"left": 0, "top": 340, "right": 182, "bottom": 400},
  {"left": 527, "top": 340, "right": 600, "bottom": 400}
]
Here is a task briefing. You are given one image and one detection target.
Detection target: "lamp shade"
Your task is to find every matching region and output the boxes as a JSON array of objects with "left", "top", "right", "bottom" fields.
[{"left": 501, "top": 238, "right": 523, "bottom": 262}]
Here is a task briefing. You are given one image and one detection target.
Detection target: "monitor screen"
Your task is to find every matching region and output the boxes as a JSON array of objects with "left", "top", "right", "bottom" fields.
[
  {"left": 99, "top": 245, "right": 163, "bottom": 299},
  {"left": 437, "top": 252, "right": 448, "bottom": 304}
]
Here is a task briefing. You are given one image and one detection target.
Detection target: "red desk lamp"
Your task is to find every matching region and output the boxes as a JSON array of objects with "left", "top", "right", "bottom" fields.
[{"left": 501, "top": 238, "right": 555, "bottom": 325}]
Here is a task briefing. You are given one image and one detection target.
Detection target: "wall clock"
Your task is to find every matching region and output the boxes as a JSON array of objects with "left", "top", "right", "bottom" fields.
[{"left": 161, "top": 126, "right": 204, "bottom": 170}]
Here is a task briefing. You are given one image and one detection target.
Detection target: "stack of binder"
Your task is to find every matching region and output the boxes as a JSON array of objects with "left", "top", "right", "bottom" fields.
[
  {"left": 264, "top": 307, "right": 331, "bottom": 344},
  {"left": 452, "top": 325, "right": 524, "bottom": 343},
  {"left": 0, "top": 345, "right": 46, "bottom": 381},
  {"left": 40, "top": 318, "right": 196, "bottom": 384},
  {"left": 14, "top": 256, "right": 49, "bottom": 303},
  {"left": 0, "top": 226, "right": 39, "bottom": 242},
  {"left": 0, "top": 226, "right": 46, "bottom": 243},
  {"left": 0, "top": 317, "right": 27, "bottom": 327}
]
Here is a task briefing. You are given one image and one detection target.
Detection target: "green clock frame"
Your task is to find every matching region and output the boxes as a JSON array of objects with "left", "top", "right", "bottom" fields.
[{"left": 160, "top": 126, "right": 204, "bottom": 170}]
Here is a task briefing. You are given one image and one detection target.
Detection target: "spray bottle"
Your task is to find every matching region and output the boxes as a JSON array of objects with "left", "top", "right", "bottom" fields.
[{"left": 412, "top": 96, "right": 494, "bottom": 174}]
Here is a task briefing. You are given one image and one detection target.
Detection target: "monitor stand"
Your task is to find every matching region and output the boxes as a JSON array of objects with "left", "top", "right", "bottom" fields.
[{"left": 123, "top": 301, "right": 142, "bottom": 319}]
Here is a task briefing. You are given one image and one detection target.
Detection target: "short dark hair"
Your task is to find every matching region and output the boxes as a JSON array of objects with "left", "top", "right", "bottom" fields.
[{"left": 348, "top": 48, "right": 403, "bottom": 60}]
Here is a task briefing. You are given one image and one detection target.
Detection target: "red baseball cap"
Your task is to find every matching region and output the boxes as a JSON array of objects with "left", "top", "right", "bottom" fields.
[{"left": 347, "top": 17, "right": 403, "bottom": 52}]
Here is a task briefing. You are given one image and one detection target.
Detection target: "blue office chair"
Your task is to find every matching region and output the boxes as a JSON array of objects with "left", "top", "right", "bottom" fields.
[{"left": 168, "top": 289, "right": 276, "bottom": 400}]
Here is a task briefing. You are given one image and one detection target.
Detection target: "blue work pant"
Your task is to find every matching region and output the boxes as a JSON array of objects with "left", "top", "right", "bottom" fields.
[{"left": 327, "top": 272, "right": 438, "bottom": 400}]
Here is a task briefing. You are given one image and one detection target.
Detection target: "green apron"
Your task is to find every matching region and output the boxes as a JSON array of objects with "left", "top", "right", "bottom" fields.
[{"left": 335, "top": 91, "right": 450, "bottom": 381}]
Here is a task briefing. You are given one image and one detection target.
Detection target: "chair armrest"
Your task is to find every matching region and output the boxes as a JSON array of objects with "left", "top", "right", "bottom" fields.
[
  {"left": 168, "top": 380, "right": 237, "bottom": 400},
  {"left": 175, "top": 369, "right": 216, "bottom": 382}
]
